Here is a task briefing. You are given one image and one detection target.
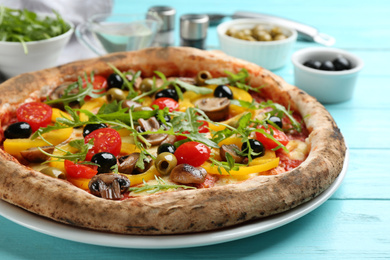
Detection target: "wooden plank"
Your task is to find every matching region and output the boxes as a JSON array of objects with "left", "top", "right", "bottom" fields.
[
  {"left": 0, "top": 200, "right": 389, "bottom": 259},
  {"left": 332, "top": 149, "right": 390, "bottom": 199}
]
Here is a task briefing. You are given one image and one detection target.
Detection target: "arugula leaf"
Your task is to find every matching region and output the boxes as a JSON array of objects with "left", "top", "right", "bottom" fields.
[
  {"left": 37, "top": 133, "right": 94, "bottom": 163},
  {"left": 175, "top": 79, "right": 213, "bottom": 95},
  {"left": 128, "top": 176, "right": 196, "bottom": 194},
  {"left": 0, "top": 6, "right": 71, "bottom": 54},
  {"left": 205, "top": 68, "right": 260, "bottom": 92},
  {"left": 108, "top": 63, "right": 137, "bottom": 98},
  {"left": 45, "top": 73, "right": 105, "bottom": 106}
]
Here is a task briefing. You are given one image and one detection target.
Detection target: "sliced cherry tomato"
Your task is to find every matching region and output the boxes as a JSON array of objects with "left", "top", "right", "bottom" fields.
[
  {"left": 84, "top": 128, "right": 121, "bottom": 161},
  {"left": 83, "top": 75, "right": 108, "bottom": 100},
  {"left": 176, "top": 121, "right": 209, "bottom": 141},
  {"left": 198, "top": 120, "right": 209, "bottom": 133},
  {"left": 255, "top": 125, "right": 289, "bottom": 150},
  {"left": 64, "top": 160, "right": 98, "bottom": 179},
  {"left": 174, "top": 141, "right": 211, "bottom": 167},
  {"left": 151, "top": 97, "right": 179, "bottom": 112},
  {"left": 16, "top": 102, "right": 52, "bottom": 132}
]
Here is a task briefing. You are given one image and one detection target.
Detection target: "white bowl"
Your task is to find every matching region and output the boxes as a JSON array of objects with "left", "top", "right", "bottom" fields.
[
  {"left": 217, "top": 19, "right": 297, "bottom": 70},
  {"left": 291, "top": 47, "right": 364, "bottom": 104},
  {"left": 0, "top": 20, "right": 74, "bottom": 79}
]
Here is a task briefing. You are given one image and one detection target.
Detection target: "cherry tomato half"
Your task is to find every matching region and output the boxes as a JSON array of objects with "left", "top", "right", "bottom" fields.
[
  {"left": 151, "top": 97, "right": 179, "bottom": 112},
  {"left": 16, "top": 102, "right": 52, "bottom": 132},
  {"left": 84, "top": 128, "right": 122, "bottom": 161},
  {"left": 64, "top": 160, "right": 98, "bottom": 179},
  {"left": 176, "top": 121, "right": 209, "bottom": 141},
  {"left": 174, "top": 141, "right": 211, "bottom": 167},
  {"left": 83, "top": 75, "right": 108, "bottom": 100},
  {"left": 255, "top": 125, "right": 289, "bottom": 150}
]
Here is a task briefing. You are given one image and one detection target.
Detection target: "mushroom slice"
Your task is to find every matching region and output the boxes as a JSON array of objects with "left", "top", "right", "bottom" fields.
[
  {"left": 122, "top": 100, "right": 142, "bottom": 110},
  {"left": 220, "top": 144, "right": 245, "bottom": 163},
  {"left": 88, "top": 173, "right": 130, "bottom": 200},
  {"left": 138, "top": 117, "right": 168, "bottom": 146},
  {"left": 48, "top": 83, "right": 80, "bottom": 108},
  {"left": 20, "top": 146, "right": 54, "bottom": 163},
  {"left": 194, "top": 97, "right": 230, "bottom": 121},
  {"left": 170, "top": 164, "right": 207, "bottom": 184},
  {"left": 118, "top": 153, "right": 152, "bottom": 174}
]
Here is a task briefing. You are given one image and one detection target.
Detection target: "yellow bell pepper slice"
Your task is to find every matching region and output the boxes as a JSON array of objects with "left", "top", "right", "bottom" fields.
[
  {"left": 229, "top": 87, "right": 254, "bottom": 116},
  {"left": 202, "top": 157, "right": 279, "bottom": 176},
  {"left": 117, "top": 128, "right": 133, "bottom": 137},
  {"left": 120, "top": 143, "right": 141, "bottom": 155},
  {"left": 4, "top": 107, "right": 74, "bottom": 157},
  {"left": 51, "top": 108, "right": 72, "bottom": 121},
  {"left": 79, "top": 97, "right": 106, "bottom": 122},
  {"left": 218, "top": 136, "right": 243, "bottom": 147},
  {"left": 67, "top": 177, "right": 91, "bottom": 190},
  {"left": 122, "top": 165, "right": 160, "bottom": 186},
  {"left": 178, "top": 98, "right": 195, "bottom": 112}
]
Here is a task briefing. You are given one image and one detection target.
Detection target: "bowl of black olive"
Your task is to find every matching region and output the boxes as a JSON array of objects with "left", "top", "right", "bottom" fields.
[{"left": 291, "top": 47, "right": 364, "bottom": 103}]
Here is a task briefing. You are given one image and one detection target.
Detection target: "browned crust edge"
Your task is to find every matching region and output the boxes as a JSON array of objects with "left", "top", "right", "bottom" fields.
[{"left": 0, "top": 47, "right": 346, "bottom": 235}]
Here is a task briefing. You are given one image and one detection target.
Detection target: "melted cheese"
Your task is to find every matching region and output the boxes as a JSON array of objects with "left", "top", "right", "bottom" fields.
[{"left": 286, "top": 140, "right": 309, "bottom": 161}]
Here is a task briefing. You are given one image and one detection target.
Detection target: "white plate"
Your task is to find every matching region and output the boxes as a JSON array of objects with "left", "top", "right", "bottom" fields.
[{"left": 0, "top": 149, "right": 349, "bottom": 249}]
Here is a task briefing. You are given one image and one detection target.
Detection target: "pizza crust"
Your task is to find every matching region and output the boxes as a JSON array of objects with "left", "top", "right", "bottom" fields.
[{"left": 0, "top": 47, "right": 346, "bottom": 234}]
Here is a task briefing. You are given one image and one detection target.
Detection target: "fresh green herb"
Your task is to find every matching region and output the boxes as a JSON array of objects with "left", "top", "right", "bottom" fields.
[
  {"left": 0, "top": 6, "right": 70, "bottom": 54},
  {"left": 258, "top": 100, "right": 301, "bottom": 132},
  {"left": 170, "top": 107, "right": 219, "bottom": 148},
  {"left": 175, "top": 79, "right": 213, "bottom": 95},
  {"left": 45, "top": 73, "right": 105, "bottom": 106},
  {"left": 205, "top": 68, "right": 260, "bottom": 92},
  {"left": 209, "top": 153, "right": 241, "bottom": 175},
  {"left": 128, "top": 176, "right": 196, "bottom": 194},
  {"left": 37, "top": 133, "right": 95, "bottom": 164}
]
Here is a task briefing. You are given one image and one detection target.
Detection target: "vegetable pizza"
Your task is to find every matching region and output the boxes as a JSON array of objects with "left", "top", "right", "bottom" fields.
[{"left": 0, "top": 47, "right": 346, "bottom": 234}]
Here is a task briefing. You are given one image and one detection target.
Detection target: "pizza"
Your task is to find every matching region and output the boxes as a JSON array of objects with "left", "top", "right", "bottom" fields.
[{"left": 0, "top": 47, "right": 346, "bottom": 235}]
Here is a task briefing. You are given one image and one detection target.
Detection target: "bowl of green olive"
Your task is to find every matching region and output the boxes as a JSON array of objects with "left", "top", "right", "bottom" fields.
[
  {"left": 291, "top": 47, "right": 364, "bottom": 103},
  {"left": 217, "top": 19, "right": 297, "bottom": 70}
]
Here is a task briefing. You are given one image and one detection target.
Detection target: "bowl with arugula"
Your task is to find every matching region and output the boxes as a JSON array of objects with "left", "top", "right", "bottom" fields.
[{"left": 0, "top": 6, "right": 73, "bottom": 79}]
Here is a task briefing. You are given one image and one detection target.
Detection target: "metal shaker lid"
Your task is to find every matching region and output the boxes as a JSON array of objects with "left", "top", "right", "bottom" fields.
[
  {"left": 148, "top": 6, "right": 176, "bottom": 31},
  {"left": 180, "top": 14, "right": 209, "bottom": 40}
]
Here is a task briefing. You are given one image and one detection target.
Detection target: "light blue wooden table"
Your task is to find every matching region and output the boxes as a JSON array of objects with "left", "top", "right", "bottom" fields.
[{"left": 1, "top": 0, "right": 389, "bottom": 259}]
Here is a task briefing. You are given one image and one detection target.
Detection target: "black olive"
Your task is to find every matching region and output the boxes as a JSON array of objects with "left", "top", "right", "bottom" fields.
[
  {"left": 107, "top": 73, "right": 124, "bottom": 89},
  {"left": 267, "top": 116, "right": 283, "bottom": 128},
  {"left": 241, "top": 139, "right": 265, "bottom": 158},
  {"left": 319, "top": 61, "right": 335, "bottom": 71},
  {"left": 83, "top": 123, "right": 107, "bottom": 137},
  {"left": 91, "top": 152, "right": 117, "bottom": 174},
  {"left": 157, "top": 115, "right": 171, "bottom": 127},
  {"left": 333, "top": 56, "right": 351, "bottom": 71},
  {"left": 155, "top": 89, "right": 179, "bottom": 102},
  {"left": 157, "top": 143, "right": 176, "bottom": 155},
  {"left": 4, "top": 122, "right": 32, "bottom": 139},
  {"left": 214, "top": 85, "right": 233, "bottom": 99},
  {"left": 303, "top": 60, "right": 322, "bottom": 70}
]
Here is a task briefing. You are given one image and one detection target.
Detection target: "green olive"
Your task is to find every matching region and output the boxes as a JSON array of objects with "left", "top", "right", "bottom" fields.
[
  {"left": 270, "top": 27, "right": 283, "bottom": 37},
  {"left": 40, "top": 167, "right": 66, "bottom": 179},
  {"left": 226, "top": 25, "right": 287, "bottom": 42},
  {"left": 154, "top": 152, "right": 177, "bottom": 175},
  {"left": 273, "top": 34, "right": 287, "bottom": 41},
  {"left": 139, "top": 78, "right": 154, "bottom": 93},
  {"left": 106, "top": 88, "right": 127, "bottom": 103},
  {"left": 195, "top": 70, "right": 212, "bottom": 86}
]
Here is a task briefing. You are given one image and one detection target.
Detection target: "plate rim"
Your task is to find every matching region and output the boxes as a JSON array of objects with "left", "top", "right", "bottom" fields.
[{"left": 0, "top": 148, "right": 349, "bottom": 249}]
